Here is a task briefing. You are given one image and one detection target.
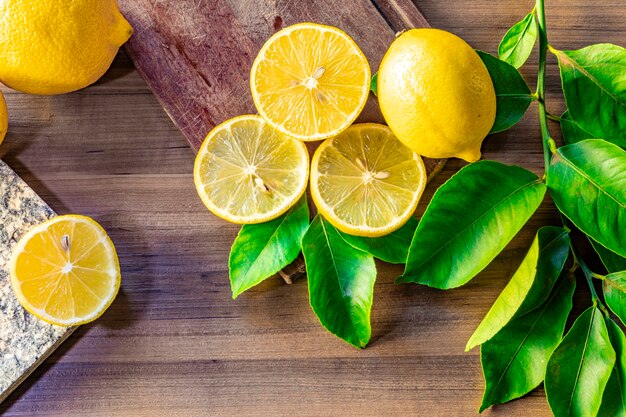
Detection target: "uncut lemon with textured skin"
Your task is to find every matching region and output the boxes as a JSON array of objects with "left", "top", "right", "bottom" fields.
[
  {"left": 251, "top": 22, "right": 370, "bottom": 141},
  {"left": 10, "top": 215, "right": 121, "bottom": 326},
  {"left": 0, "top": 0, "right": 133, "bottom": 95},
  {"left": 0, "top": 91, "right": 7, "bottom": 146},
  {"left": 311, "top": 123, "right": 426, "bottom": 237},
  {"left": 194, "top": 115, "right": 309, "bottom": 224},
  {"left": 378, "top": 29, "right": 496, "bottom": 162}
]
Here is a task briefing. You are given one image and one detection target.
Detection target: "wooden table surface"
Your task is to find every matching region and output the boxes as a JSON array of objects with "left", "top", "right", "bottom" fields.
[{"left": 0, "top": 1, "right": 624, "bottom": 416}]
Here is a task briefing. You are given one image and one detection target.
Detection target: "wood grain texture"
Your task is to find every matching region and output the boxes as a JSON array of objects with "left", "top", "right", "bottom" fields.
[{"left": 0, "top": 0, "right": 624, "bottom": 416}]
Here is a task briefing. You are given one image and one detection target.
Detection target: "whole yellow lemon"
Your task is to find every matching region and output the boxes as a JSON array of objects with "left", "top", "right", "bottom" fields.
[
  {"left": 377, "top": 29, "right": 496, "bottom": 162},
  {"left": 0, "top": 91, "right": 7, "bottom": 145},
  {"left": 0, "top": 0, "right": 133, "bottom": 95}
]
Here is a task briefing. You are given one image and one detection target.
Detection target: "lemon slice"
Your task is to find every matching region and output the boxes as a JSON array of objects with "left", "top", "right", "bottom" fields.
[
  {"left": 250, "top": 22, "right": 371, "bottom": 141},
  {"left": 311, "top": 124, "right": 427, "bottom": 237},
  {"left": 10, "top": 215, "right": 121, "bottom": 326},
  {"left": 194, "top": 115, "right": 309, "bottom": 224}
]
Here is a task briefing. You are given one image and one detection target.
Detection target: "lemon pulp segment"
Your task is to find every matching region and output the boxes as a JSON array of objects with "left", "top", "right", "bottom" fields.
[
  {"left": 251, "top": 23, "right": 371, "bottom": 141},
  {"left": 194, "top": 115, "right": 309, "bottom": 224},
  {"left": 311, "top": 123, "right": 426, "bottom": 237},
  {"left": 10, "top": 215, "right": 121, "bottom": 326}
]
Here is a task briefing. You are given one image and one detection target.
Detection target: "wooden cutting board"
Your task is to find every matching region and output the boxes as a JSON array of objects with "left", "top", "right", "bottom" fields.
[
  {"left": 118, "top": 0, "right": 443, "bottom": 174},
  {"left": 0, "top": 160, "right": 74, "bottom": 403}
]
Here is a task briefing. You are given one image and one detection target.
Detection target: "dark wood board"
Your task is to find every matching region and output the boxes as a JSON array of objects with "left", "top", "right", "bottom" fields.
[
  {"left": 118, "top": 0, "right": 444, "bottom": 175},
  {"left": 0, "top": 0, "right": 624, "bottom": 416}
]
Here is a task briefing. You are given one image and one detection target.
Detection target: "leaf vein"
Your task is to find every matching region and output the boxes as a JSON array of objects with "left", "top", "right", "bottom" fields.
[
  {"left": 566, "top": 308, "right": 596, "bottom": 417},
  {"left": 409, "top": 178, "right": 542, "bottom": 272}
]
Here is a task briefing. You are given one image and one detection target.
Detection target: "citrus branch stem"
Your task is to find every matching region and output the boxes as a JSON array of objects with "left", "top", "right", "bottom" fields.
[
  {"left": 546, "top": 112, "right": 561, "bottom": 122},
  {"left": 570, "top": 240, "right": 610, "bottom": 316},
  {"left": 591, "top": 272, "right": 606, "bottom": 280},
  {"left": 535, "top": 0, "right": 552, "bottom": 169},
  {"left": 537, "top": 0, "right": 609, "bottom": 314}
]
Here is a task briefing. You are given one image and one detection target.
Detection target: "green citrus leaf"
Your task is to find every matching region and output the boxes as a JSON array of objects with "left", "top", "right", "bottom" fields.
[
  {"left": 466, "top": 226, "right": 569, "bottom": 351},
  {"left": 302, "top": 215, "right": 376, "bottom": 348},
  {"left": 553, "top": 44, "right": 626, "bottom": 146},
  {"left": 545, "top": 306, "right": 616, "bottom": 417},
  {"left": 591, "top": 238, "right": 626, "bottom": 273},
  {"left": 370, "top": 72, "right": 378, "bottom": 95},
  {"left": 603, "top": 271, "right": 626, "bottom": 326},
  {"left": 476, "top": 51, "right": 534, "bottom": 134},
  {"left": 398, "top": 160, "right": 546, "bottom": 289},
  {"left": 498, "top": 12, "right": 538, "bottom": 69},
  {"left": 339, "top": 216, "right": 417, "bottom": 264},
  {"left": 561, "top": 110, "right": 595, "bottom": 145},
  {"left": 599, "top": 318, "right": 626, "bottom": 417},
  {"left": 228, "top": 195, "right": 310, "bottom": 299},
  {"left": 480, "top": 271, "right": 575, "bottom": 412},
  {"left": 547, "top": 139, "right": 626, "bottom": 258}
]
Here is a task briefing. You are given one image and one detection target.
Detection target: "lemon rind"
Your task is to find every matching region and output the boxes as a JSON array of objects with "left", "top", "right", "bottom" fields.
[{"left": 9, "top": 214, "right": 121, "bottom": 327}]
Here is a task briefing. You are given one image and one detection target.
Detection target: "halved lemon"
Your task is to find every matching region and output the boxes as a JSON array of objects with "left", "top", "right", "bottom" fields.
[
  {"left": 10, "top": 215, "right": 121, "bottom": 326},
  {"left": 311, "top": 124, "right": 427, "bottom": 237},
  {"left": 250, "top": 22, "right": 371, "bottom": 141},
  {"left": 194, "top": 115, "right": 309, "bottom": 223}
]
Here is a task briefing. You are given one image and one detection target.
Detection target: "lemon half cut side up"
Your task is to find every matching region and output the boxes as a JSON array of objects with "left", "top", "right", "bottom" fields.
[
  {"left": 311, "top": 123, "right": 427, "bottom": 237},
  {"left": 10, "top": 215, "right": 121, "bottom": 326},
  {"left": 250, "top": 22, "right": 371, "bottom": 141},
  {"left": 194, "top": 115, "right": 310, "bottom": 224}
]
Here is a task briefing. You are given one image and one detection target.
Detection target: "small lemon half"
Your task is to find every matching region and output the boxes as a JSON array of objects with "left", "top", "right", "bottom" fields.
[
  {"left": 250, "top": 22, "right": 371, "bottom": 141},
  {"left": 0, "top": 91, "right": 7, "bottom": 146},
  {"left": 311, "top": 123, "right": 426, "bottom": 237},
  {"left": 10, "top": 215, "right": 121, "bottom": 326},
  {"left": 194, "top": 115, "right": 310, "bottom": 224}
]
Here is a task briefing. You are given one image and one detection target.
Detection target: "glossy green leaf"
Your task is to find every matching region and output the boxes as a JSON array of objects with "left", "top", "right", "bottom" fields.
[
  {"left": 498, "top": 12, "right": 538, "bottom": 69},
  {"left": 603, "top": 271, "right": 626, "bottom": 326},
  {"left": 466, "top": 226, "right": 569, "bottom": 351},
  {"left": 545, "top": 306, "right": 616, "bottom": 417},
  {"left": 598, "top": 318, "right": 626, "bottom": 417},
  {"left": 340, "top": 217, "right": 417, "bottom": 264},
  {"left": 547, "top": 139, "right": 626, "bottom": 258},
  {"left": 399, "top": 161, "right": 546, "bottom": 289},
  {"left": 561, "top": 110, "right": 594, "bottom": 145},
  {"left": 480, "top": 271, "right": 575, "bottom": 412},
  {"left": 553, "top": 44, "right": 626, "bottom": 146},
  {"left": 370, "top": 72, "right": 378, "bottom": 95},
  {"left": 229, "top": 196, "right": 310, "bottom": 299},
  {"left": 476, "top": 51, "right": 534, "bottom": 134},
  {"left": 302, "top": 215, "right": 376, "bottom": 348},
  {"left": 591, "top": 238, "right": 626, "bottom": 273}
]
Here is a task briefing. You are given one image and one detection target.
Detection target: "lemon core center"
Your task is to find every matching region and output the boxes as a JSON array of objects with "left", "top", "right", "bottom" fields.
[
  {"left": 302, "top": 77, "right": 318, "bottom": 89},
  {"left": 62, "top": 262, "right": 73, "bottom": 274}
]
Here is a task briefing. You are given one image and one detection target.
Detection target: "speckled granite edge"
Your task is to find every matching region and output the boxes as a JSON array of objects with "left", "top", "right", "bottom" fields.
[{"left": 0, "top": 160, "right": 74, "bottom": 403}]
